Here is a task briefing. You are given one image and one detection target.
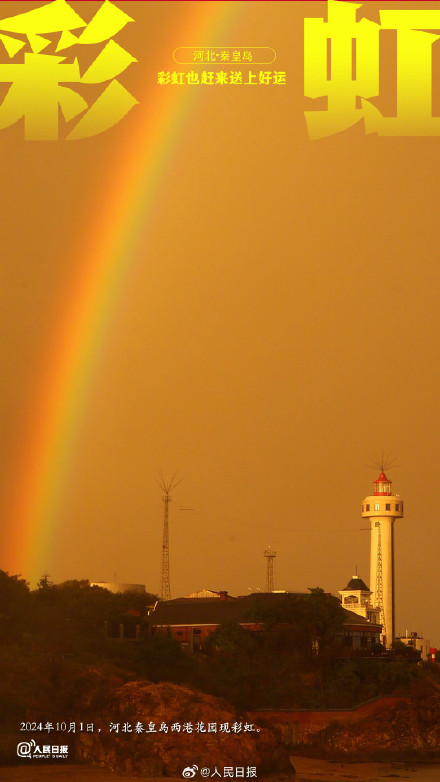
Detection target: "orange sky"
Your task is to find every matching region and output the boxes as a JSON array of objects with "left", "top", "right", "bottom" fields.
[{"left": 1, "top": 1, "right": 440, "bottom": 645}]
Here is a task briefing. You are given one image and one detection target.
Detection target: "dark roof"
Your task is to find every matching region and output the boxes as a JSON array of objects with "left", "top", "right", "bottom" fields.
[
  {"left": 341, "top": 576, "right": 370, "bottom": 592},
  {"left": 342, "top": 608, "right": 370, "bottom": 624},
  {"left": 150, "top": 592, "right": 308, "bottom": 627},
  {"left": 342, "top": 608, "right": 382, "bottom": 630},
  {"left": 168, "top": 596, "right": 237, "bottom": 604},
  {"left": 150, "top": 592, "right": 379, "bottom": 631}
]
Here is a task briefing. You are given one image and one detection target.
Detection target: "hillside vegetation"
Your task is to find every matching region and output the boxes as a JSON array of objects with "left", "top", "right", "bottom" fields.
[{"left": 0, "top": 570, "right": 437, "bottom": 730}]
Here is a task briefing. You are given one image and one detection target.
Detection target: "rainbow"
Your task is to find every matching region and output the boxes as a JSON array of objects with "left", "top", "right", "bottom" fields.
[{"left": 4, "top": 1, "right": 241, "bottom": 584}]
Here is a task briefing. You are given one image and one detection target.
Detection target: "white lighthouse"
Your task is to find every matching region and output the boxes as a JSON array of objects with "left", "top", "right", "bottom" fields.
[{"left": 361, "top": 472, "right": 404, "bottom": 648}]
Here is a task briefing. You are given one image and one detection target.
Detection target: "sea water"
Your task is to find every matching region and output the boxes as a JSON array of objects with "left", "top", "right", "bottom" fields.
[{"left": 292, "top": 757, "right": 440, "bottom": 782}]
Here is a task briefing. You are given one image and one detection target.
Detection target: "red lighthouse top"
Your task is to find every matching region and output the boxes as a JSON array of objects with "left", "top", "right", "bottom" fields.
[{"left": 374, "top": 471, "right": 392, "bottom": 495}]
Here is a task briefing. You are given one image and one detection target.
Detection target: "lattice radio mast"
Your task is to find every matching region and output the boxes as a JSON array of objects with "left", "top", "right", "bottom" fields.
[
  {"left": 158, "top": 473, "right": 182, "bottom": 601},
  {"left": 264, "top": 546, "right": 277, "bottom": 592}
]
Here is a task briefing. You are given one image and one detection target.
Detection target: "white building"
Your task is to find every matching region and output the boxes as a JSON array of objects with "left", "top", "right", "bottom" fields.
[
  {"left": 339, "top": 575, "right": 380, "bottom": 625},
  {"left": 361, "top": 471, "right": 404, "bottom": 648},
  {"left": 91, "top": 581, "right": 146, "bottom": 594},
  {"left": 396, "top": 631, "right": 431, "bottom": 661}
]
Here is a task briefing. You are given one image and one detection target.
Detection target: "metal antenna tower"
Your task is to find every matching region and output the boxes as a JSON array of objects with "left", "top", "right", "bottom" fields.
[
  {"left": 157, "top": 473, "right": 182, "bottom": 601},
  {"left": 264, "top": 547, "right": 277, "bottom": 592}
]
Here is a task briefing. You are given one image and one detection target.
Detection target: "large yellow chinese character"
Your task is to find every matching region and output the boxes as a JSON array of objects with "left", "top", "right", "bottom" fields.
[
  {"left": 0, "top": 0, "right": 138, "bottom": 140},
  {"left": 363, "top": 10, "right": 440, "bottom": 136},
  {"left": 304, "top": 0, "right": 380, "bottom": 140},
  {"left": 305, "top": 0, "right": 440, "bottom": 139}
]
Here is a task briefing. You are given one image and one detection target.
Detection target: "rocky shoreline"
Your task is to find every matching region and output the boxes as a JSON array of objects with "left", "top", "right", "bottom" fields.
[
  {"left": 10, "top": 683, "right": 440, "bottom": 776},
  {"left": 293, "top": 694, "right": 440, "bottom": 762},
  {"left": 77, "top": 681, "right": 295, "bottom": 777}
]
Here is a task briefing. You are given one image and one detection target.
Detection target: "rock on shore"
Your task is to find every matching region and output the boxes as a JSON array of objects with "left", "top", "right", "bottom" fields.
[
  {"left": 299, "top": 694, "right": 440, "bottom": 761},
  {"left": 78, "top": 681, "right": 295, "bottom": 777}
]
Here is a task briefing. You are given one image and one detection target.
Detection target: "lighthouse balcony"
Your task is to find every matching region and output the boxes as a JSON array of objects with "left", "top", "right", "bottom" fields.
[{"left": 361, "top": 501, "right": 403, "bottom": 516}]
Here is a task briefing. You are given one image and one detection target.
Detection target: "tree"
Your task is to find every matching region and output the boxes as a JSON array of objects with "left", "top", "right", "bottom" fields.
[
  {"left": 0, "top": 570, "right": 30, "bottom": 643},
  {"left": 246, "top": 588, "right": 345, "bottom": 661},
  {"left": 202, "top": 623, "right": 259, "bottom": 656},
  {"left": 392, "top": 640, "right": 421, "bottom": 661},
  {"left": 37, "top": 573, "right": 53, "bottom": 589},
  {"left": 306, "top": 587, "right": 346, "bottom": 657}
]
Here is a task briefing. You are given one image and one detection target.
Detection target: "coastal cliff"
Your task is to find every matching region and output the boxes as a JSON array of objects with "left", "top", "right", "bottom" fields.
[
  {"left": 78, "top": 681, "right": 295, "bottom": 777},
  {"left": 296, "top": 694, "right": 440, "bottom": 761}
]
